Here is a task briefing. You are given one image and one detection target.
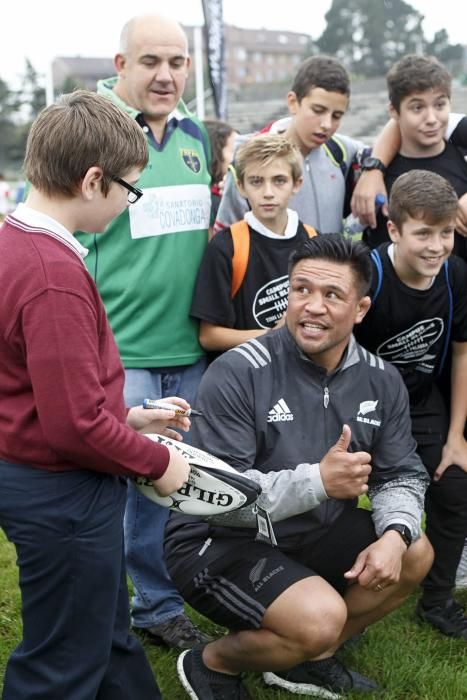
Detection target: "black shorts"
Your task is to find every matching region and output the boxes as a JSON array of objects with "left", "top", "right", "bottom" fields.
[{"left": 166, "top": 507, "right": 376, "bottom": 631}]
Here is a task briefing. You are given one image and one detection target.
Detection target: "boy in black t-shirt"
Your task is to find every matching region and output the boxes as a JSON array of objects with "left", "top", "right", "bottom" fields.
[
  {"left": 191, "top": 133, "right": 315, "bottom": 352},
  {"left": 360, "top": 55, "right": 467, "bottom": 262},
  {"left": 355, "top": 170, "right": 467, "bottom": 638}
]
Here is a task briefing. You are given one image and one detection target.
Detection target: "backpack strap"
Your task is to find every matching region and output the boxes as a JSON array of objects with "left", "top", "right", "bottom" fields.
[
  {"left": 369, "top": 253, "right": 453, "bottom": 378},
  {"left": 370, "top": 249, "right": 383, "bottom": 301},
  {"left": 230, "top": 220, "right": 250, "bottom": 298},
  {"left": 437, "top": 260, "right": 453, "bottom": 378},
  {"left": 228, "top": 163, "right": 238, "bottom": 184},
  {"left": 303, "top": 224, "right": 318, "bottom": 238},
  {"left": 323, "top": 136, "right": 347, "bottom": 177},
  {"left": 230, "top": 222, "right": 317, "bottom": 299}
]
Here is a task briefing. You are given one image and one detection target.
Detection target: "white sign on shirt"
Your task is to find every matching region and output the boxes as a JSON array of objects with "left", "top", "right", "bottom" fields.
[{"left": 129, "top": 184, "right": 211, "bottom": 238}]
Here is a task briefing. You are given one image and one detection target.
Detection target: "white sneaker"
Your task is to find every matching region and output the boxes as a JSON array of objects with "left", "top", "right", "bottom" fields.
[{"left": 455, "top": 539, "right": 467, "bottom": 589}]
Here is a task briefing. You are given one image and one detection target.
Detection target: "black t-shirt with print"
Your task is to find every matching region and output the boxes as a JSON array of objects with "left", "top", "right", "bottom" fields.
[
  {"left": 355, "top": 243, "right": 467, "bottom": 402},
  {"left": 365, "top": 142, "right": 467, "bottom": 261},
  {"left": 190, "top": 222, "right": 311, "bottom": 330}
]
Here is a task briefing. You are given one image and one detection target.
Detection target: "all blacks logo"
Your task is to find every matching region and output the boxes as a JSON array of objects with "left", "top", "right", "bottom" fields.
[{"left": 253, "top": 275, "right": 289, "bottom": 329}]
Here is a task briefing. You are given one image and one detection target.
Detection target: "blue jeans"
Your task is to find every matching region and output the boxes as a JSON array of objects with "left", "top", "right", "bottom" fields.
[
  {"left": 123, "top": 358, "right": 206, "bottom": 628},
  {"left": 0, "top": 462, "right": 160, "bottom": 700}
]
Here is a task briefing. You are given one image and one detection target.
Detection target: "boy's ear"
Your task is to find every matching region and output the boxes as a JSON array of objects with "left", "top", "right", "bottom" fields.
[
  {"left": 387, "top": 219, "right": 401, "bottom": 243},
  {"left": 293, "top": 176, "right": 304, "bottom": 194},
  {"left": 287, "top": 91, "right": 299, "bottom": 115},
  {"left": 388, "top": 102, "right": 399, "bottom": 121},
  {"left": 81, "top": 167, "right": 104, "bottom": 201}
]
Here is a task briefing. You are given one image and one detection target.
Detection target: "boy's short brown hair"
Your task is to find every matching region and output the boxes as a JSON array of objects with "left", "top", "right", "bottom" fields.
[
  {"left": 386, "top": 54, "right": 451, "bottom": 112},
  {"left": 291, "top": 55, "right": 350, "bottom": 102},
  {"left": 235, "top": 134, "right": 303, "bottom": 185},
  {"left": 388, "top": 170, "right": 458, "bottom": 229},
  {"left": 24, "top": 90, "right": 148, "bottom": 197}
]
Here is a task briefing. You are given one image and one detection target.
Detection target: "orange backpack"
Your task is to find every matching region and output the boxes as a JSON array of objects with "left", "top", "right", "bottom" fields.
[{"left": 230, "top": 220, "right": 317, "bottom": 298}]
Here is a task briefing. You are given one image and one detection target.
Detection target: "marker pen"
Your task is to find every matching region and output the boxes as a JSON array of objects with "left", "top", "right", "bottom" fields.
[{"left": 143, "top": 398, "right": 203, "bottom": 417}]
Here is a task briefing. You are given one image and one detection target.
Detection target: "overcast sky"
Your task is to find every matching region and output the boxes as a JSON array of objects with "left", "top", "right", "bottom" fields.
[{"left": 2, "top": 0, "right": 464, "bottom": 86}]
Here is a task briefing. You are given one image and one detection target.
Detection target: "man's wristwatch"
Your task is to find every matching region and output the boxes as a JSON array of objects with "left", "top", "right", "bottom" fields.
[
  {"left": 361, "top": 156, "right": 386, "bottom": 174},
  {"left": 383, "top": 523, "right": 412, "bottom": 548}
]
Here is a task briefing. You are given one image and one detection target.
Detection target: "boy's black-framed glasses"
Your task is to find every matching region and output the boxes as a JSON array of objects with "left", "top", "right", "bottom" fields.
[{"left": 112, "top": 176, "right": 143, "bottom": 204}]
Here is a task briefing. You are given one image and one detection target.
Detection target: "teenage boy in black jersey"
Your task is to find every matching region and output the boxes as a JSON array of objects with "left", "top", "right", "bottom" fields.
[
  {"left": 355, "top": 170, "right": 467, "bottom": 638},
  {"left": 357, "top": 55, "right": 467, "bottom": 263},
  {"left": 191, "top": 134, "right": 311, "bottom": 352}
]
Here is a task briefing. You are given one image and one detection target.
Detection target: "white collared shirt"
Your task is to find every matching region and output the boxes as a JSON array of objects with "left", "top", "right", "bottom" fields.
[
  {"left": 244, "top": 208, "right": 300, "bottom": 240},
  {"left": 10, "top": 203, "right": 89, "bottom": 262}
]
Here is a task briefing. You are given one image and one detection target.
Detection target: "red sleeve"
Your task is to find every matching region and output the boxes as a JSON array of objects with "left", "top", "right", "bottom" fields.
[{"left": 22, "top": 286, "right": 170, "bottom": 480}]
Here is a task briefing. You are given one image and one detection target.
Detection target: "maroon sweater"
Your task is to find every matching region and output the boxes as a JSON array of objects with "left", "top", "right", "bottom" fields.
[{"left": 0, "top": 213, "right": 170, "bottom": 479}]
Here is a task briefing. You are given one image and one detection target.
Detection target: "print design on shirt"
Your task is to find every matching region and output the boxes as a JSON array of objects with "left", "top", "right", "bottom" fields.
[
  {"left": 253, "top": 275, "right": 289, "bottom": 328},
  {"left": 376, "top": 318, "right": 444, "bottom": 373}
]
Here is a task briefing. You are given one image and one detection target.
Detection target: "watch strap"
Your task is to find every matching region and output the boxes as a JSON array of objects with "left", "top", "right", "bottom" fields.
[
  {"left": 361, "top": 157, "right": 386, "bottom": 174},
  {"left": 383, "top": 523, "right": 412, "bottom": 547}
]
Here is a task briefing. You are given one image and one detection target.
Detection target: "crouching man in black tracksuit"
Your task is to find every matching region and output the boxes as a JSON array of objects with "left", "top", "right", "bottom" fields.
[{"left": 165, "top": 234, "right": 433, "bottom": 699}]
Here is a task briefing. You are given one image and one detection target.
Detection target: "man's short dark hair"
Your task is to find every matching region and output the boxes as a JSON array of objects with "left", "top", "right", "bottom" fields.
[
  {"left": 289, "top": 234, "right": 372, "bottom": 297},
  {"left": 291, "top": 56, "right": 350, "bottom": 102},
  {"left": 386, "top": 54, "right": 451, "bottom": 112},
  {"left": 389, "top": 170, "right": 459, "bottom": 229}
]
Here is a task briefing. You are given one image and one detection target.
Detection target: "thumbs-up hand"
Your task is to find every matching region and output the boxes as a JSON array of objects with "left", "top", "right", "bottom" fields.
[{"left": 319, "top": 424, "right": 372, "bottom": 499}]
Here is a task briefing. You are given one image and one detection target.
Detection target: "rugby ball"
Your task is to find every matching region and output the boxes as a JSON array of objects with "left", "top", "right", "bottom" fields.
[{"left": 132, "top": 433, "right": 261, "bottom": 515}]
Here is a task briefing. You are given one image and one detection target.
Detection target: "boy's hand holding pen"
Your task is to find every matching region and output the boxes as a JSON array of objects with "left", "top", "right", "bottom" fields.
[{"left": 143, "top": 398, "right": 203, "bottom": 417}]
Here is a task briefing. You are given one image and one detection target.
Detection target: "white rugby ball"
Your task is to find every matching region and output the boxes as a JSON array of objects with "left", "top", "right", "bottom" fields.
[{"left": 132, "top": 433, "right": 261, "bottom": 515}]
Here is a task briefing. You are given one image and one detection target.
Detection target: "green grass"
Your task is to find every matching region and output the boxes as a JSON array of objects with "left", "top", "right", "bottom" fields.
[{"left": 1, "top": 527, "right": 467, "bottom": 699}]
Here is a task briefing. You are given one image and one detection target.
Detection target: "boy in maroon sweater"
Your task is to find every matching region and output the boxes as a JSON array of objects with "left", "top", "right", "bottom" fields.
[{"left": 0, "top": 91, "right": 190, "bottom": 700}]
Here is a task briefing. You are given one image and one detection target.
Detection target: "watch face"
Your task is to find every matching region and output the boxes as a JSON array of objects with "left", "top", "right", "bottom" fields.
[
  {"left": 384, "top": 523, "right": 412, "bottom": 546},
  {"left": 399, "top": 526, "right": 412, "bottom": 546},
  {"left": 362, "top": 157, "right": 385, "bottom": 172}
]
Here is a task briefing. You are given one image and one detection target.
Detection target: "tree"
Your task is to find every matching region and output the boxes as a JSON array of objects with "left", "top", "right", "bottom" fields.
[
  {"left": 318, "top": 0, "right": 426, "bottom": 76},
  {"left": 425, "top": 29, "right": 463, "bottom": 66},
  {"left": 18, "top": 59, "right": 46, "bottom": 121},
  {"left": 0, "top": 60, "right": 47, "bottom": 172},
  {"left": 58, "top": 75, "right": 88, "bottom": 96},
  {"left": 0, "top": 77, "right": 21, "bottom": 170}
]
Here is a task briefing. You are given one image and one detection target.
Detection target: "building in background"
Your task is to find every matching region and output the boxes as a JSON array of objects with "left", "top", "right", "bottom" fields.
[
  {"left": 52, "top": 24, "right": 311, "bottom": 99},
  {"left": 52, "top": 57, "right": 114, "bottom": 94},
  {"left": 50, "top": 25, "right": 467, "bottom": 140}
]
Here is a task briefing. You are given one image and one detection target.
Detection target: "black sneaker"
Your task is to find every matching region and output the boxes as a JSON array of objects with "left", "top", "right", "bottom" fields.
[
  {"left": 177, "top": 645, "right": 252, "bottom": 699},
  {"left": 263, "top": 656, "right": 380, "bottom": 698},
  {"left": 134, "top": 613, "right": 215, "bottom": 649},
  {"left": 416, "top": 598, "right": 467, "bottom": 639}
]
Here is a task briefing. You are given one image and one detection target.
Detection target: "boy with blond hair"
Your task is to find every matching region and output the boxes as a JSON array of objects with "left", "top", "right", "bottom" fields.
[
  {"left": 355, "top": 170, "right": 467, "bottom": 639},
  {"left": 191, "top": 133, "right": 315, "bottom": 352},
  {"left": 0, "top": 90, "right": 191, "bottom": 699}
]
